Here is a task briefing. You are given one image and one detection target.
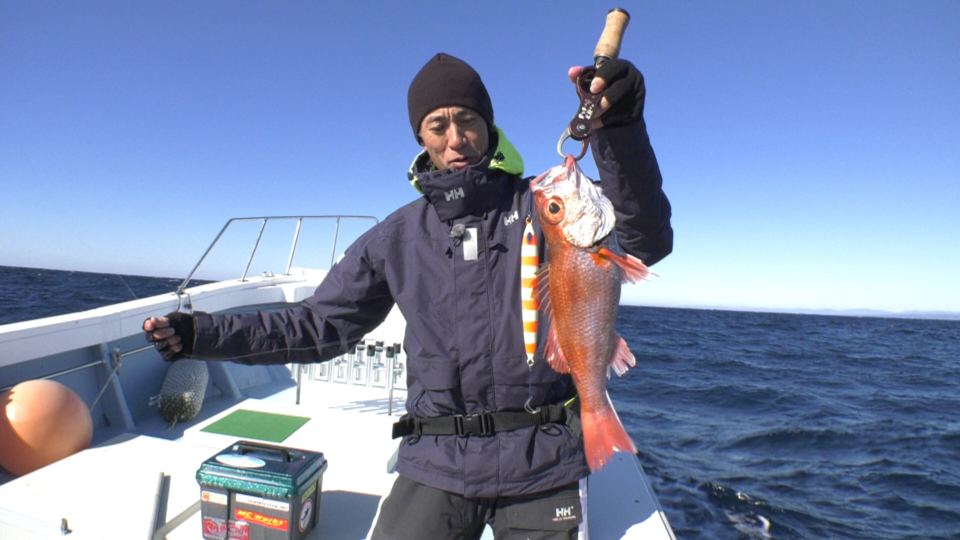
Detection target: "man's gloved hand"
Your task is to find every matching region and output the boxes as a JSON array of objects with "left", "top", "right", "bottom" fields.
[
  {"left": 143, "top": 311, "right": 197, "bottom": 362},
  {"left": 568, "top": 59, "right": 646, "bottom": 129},
  {"left": 593, "top": 58, "right": 645, "bottom": 128}
]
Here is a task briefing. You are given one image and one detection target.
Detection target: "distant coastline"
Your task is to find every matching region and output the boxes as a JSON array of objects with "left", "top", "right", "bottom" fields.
[
  {"left": 0, "top": 264, "right": 183, "bottom": 282},
  {"left": 628, "top": 304, "right": 960, "bottom": 322},
  {"left": 6, "top": 265, "right": 958, "bottom": 322}
]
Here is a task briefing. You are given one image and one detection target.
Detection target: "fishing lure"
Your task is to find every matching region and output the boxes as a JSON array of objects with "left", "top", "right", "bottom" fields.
[{"left": 521, "top": 218, "right": 539, "bottom": 367}]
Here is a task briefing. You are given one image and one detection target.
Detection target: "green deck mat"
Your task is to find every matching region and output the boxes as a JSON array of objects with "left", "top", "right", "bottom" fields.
[{"left": 200, "top": 409, "right": 311, "bottom": 443}]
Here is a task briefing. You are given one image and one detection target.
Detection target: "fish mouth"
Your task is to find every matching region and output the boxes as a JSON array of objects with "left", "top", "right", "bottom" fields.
[
  {"left": 530, "top": 156, "right": 617, "bottom": 248},
  {"left": 531, "top": 156, "right": 579, "bottom": 194},
  {"left": 562, "top": 158, "right": 616, "bottom": 247},
  {"left": 563, "top": 155, "right": 579, "bottom": 187},
  {"left": 530, "top": 167, "right": 562, "bottom": 195}
]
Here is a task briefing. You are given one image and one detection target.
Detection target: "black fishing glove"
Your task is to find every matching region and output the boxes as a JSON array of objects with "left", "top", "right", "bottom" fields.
[
  {"left": 595, "top": 58, "right": 646, "bottom": 128},
  {"left": 144, "top": 311, "right": 198, "bottom": 362}
]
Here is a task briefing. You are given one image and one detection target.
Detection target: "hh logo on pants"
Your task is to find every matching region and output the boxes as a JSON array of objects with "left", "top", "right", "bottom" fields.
[{"left": 554, "top": 506, "right": 577, "bottom": 522}]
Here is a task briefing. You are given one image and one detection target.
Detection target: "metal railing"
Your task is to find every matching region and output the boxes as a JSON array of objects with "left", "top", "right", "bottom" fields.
[
  {"left": 177, "top": 215, "right": 379, "bottom": 294},
  {"left": 2, "top": 215, "right": 381, "bottom": 409},
  {"left": 0, "top": 343, "right": 151, "bottom": 395}
]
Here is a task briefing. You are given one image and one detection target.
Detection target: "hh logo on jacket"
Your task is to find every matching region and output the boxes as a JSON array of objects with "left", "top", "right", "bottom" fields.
[{"left": 444, "top": 188, "right": 465, "bottom": 201}]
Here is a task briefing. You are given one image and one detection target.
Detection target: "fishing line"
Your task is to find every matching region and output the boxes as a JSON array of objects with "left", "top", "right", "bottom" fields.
[
  {"left": 90, "top": 358, "right": 124, "bottom": 410},
  {"left": 69, "top": 229, "right": 141, "bottom": 301},
  {"left": 525, "top": 365, "right": 537, "bottom": 414},
  {"left": 525, "top": 190, "right": 534, "bottom": 223},
  {"left": 114, "top": 273, "right": 138, "bottom": 300}
]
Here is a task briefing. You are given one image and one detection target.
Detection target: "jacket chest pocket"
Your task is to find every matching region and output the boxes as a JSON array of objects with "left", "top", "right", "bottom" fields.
[{"left": 408, "top": 358, "right": 465, "bottom": 416}]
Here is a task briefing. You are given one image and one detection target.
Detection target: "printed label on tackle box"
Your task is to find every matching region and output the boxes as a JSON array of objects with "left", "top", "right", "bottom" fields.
[
  {"left": 203, "top": 517, "right": 250, "bottom": 540},
  {"left": 236, "top": 492, "right": 290, "bottom": 512},
  {"left": 299, "top": 499, "right": 313, "bottom": 532},
  {"left": 235, "top": 509, "right": 289, "bottom": 531},
  {"left": 201, "top": 490, "right": 228, "bottom": 506}
]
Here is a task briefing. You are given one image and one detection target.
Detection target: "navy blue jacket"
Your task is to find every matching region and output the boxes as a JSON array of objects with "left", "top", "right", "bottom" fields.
[{"left": 192, "top": 119, "right": 672, "bottom": 498}]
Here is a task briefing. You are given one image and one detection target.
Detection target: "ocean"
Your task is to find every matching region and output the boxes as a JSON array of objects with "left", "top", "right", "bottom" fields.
[{"left": 1, "top": 265, "right": 958, "bottom": 539}]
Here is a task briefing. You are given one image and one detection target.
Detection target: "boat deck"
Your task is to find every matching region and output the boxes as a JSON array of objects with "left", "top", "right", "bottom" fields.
[
  {"left": 0, "top": 382, "right": 404, "bottom": 540},
  {"left": 0, "top": 377, "right": 673, "bottom": 539}
]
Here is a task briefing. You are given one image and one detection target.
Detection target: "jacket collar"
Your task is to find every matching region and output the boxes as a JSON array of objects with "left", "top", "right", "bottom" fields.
[
  {"left": 407, "top": 126, "right": 523, "bottom": 192},
  {"left": 407, "top": 127, "right": 525, "bottom": 222}
]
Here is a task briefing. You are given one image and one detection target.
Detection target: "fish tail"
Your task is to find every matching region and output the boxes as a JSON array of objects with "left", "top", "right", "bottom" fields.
[{"left": 581, "top": 396, "right": 637, "bottom": 473}]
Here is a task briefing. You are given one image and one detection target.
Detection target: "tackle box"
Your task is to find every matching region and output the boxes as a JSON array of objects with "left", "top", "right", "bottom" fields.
[{"left": 196, "top": 441, "right": 328, "bottom": 540}]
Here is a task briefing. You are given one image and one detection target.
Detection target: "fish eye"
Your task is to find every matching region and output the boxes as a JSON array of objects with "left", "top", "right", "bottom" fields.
[{"left": 541, "top": 198, "right": 565, "bottom": 225}]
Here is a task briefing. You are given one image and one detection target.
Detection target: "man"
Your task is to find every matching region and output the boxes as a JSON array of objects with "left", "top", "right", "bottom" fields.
[{"left": 145, "top": 52, "right": 671, "bottom": 539}]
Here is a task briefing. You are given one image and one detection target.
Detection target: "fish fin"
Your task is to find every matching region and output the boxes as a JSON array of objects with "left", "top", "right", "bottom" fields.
[
  {"left": 544, "top": 323, "right": 570, "bottom": 374},
  {"left": 608, "top": 334, "right": 636, "bottom": 377},
  {"left": 581, "top": 394, "right": 637, "bottom": 472},
  {"left": 534, "top": 263, "right": 568, "bottom": 373},
  {"left": 596, "top": 247, "right": 651, "bottom": 284},
  {"left": 535, "top": 263, "right": 552, "bottom": 321}
]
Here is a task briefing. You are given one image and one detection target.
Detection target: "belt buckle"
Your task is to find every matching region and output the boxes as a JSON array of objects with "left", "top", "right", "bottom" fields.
[{"left": 454, "top": 413, "right": 494, "bottom": 436}]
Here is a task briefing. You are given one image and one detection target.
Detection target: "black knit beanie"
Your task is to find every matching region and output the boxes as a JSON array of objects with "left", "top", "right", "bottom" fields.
[{"left": 407, "top": 53, "right": 494, "bottom": 142}]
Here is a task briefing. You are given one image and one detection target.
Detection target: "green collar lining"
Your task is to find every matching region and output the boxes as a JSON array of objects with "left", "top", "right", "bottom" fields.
[{"left": 407, "top": 126, "right": 524, "bottom": 193}]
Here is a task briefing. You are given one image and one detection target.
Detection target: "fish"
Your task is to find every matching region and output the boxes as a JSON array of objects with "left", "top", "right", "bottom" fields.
[{"left": 530, "top": 154, "right": 651, "bottom": 472}]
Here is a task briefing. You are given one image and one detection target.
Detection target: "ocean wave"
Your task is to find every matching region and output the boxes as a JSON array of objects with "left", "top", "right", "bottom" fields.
[
  {"left": 701, "top": 483, "right": 785, "bottom": 539},
  {"left": 722, "top": 427, "right": 856, "bottom": 453}
]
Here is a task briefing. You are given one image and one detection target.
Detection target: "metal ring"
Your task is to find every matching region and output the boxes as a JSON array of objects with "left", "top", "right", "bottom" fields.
[
  {"left": 574, "top": 139, "right": 589, "bottom": 161},
  {"left": 557, "top": 130, "right": 590, "bottom": 161}
]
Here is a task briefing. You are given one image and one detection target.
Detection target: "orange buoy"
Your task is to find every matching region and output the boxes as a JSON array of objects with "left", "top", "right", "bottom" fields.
[{"left": 0, "top": 379, "right": 93, "bottom": 476}]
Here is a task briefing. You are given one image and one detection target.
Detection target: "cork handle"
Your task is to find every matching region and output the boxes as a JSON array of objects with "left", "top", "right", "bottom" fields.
[{"left": 593, "top": 8, "right": 630, "bottom": 65}]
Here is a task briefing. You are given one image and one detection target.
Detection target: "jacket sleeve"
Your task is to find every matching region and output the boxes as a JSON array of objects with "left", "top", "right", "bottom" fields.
[
  {"left": 591, "top": 118, "right": 673, "bottom": 265},
  {"left": 191, "top": 231, "right": 395, "bottom": 365}
]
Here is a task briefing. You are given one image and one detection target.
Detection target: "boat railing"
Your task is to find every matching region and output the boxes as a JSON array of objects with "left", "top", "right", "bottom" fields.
[
  {"left": 177, "top": 215, "right": 379, "bottom": 294},
  {"left": 0, "top": 215, "right": 403, "bottom": 416}
]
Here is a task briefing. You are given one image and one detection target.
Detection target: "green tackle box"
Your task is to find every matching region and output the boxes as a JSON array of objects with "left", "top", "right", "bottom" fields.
[{"left": 196, "top": 441, "right": 328, "bottom": 540}]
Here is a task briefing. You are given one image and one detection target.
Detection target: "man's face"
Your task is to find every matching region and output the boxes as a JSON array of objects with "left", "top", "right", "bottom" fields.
[{"left": 418, "top": 106, "right": 489, "bottom": 170}]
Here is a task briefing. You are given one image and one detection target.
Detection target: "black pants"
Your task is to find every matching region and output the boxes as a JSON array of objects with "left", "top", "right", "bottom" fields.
[{"left": 370, "top": 475, "right": 586, "bottom": 540}]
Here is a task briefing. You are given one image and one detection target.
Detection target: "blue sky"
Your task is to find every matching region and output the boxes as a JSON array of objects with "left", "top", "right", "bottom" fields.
[{"left": 2, "top": 1, "right": 958, "bottom": 313}]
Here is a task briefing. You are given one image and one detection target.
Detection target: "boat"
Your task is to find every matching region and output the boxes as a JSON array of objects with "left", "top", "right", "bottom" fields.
[{"left": 0, "top": 215, "right": 675, "bottom": 539}]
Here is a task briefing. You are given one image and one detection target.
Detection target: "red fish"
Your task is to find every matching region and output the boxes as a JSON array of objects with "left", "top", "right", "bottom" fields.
[{"left": 531, "top": 155, "right": 650, "bottom": 472}]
